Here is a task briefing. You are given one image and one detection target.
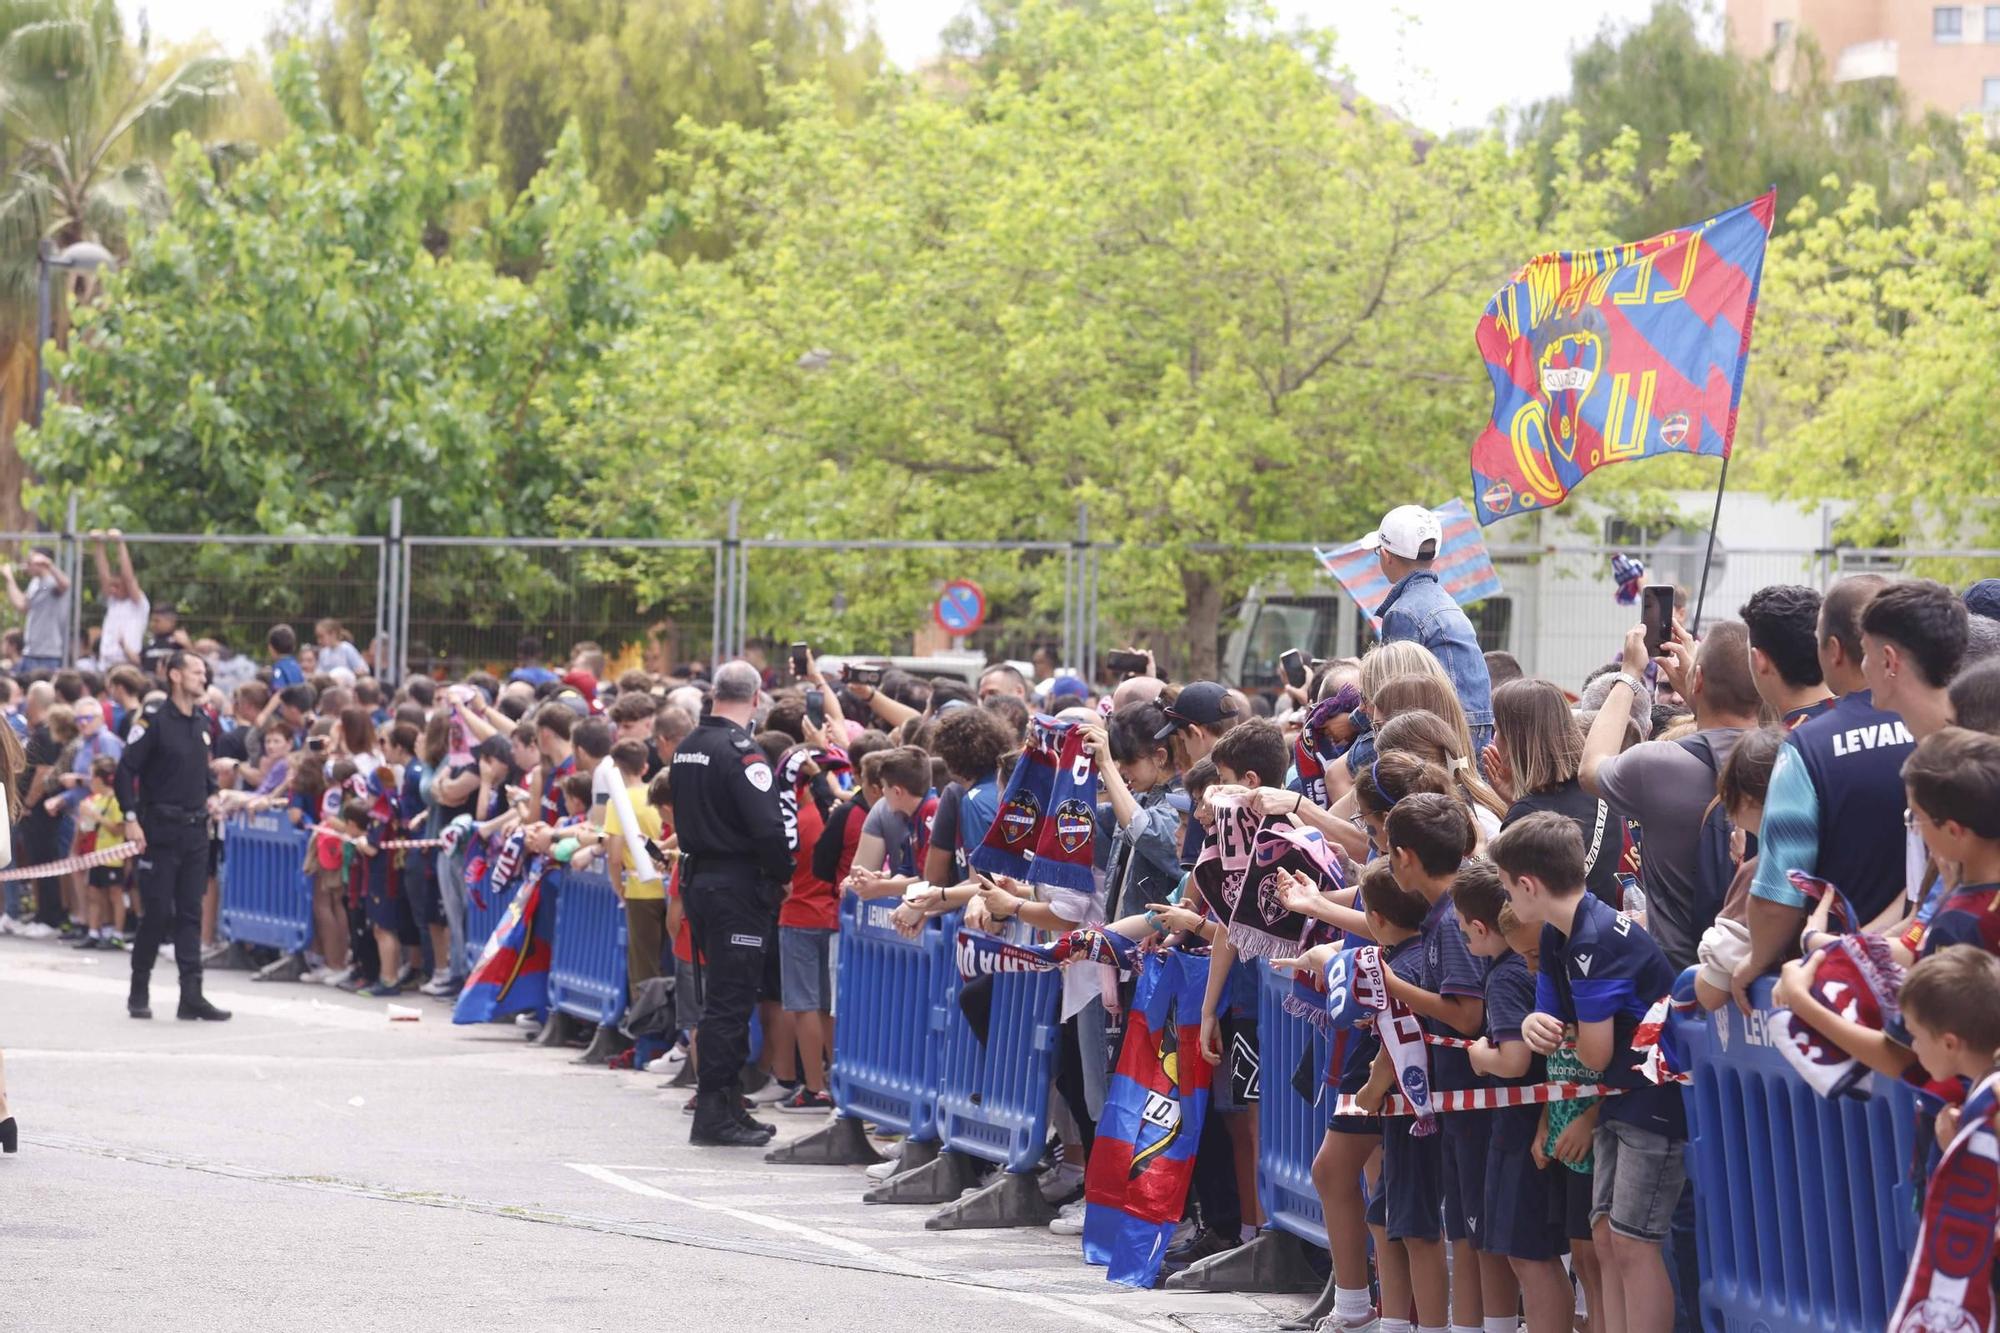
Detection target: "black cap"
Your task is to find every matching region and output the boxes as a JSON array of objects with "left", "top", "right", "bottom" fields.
[{"left": 1154, "top": 681, "right": 1240, "bottom": 741}]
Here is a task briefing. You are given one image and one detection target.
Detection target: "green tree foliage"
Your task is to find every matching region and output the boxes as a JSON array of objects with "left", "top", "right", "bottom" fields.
[
  {"left": 1516, "top": 0, "right": 1962, "bottom": 242},
  {"left": 1747, "top": 128, "right": 2000, "bottom": 549},
  {"left": 556, "top": 0, "right": 1539, "bottom": 675},
  {"left": 0, "top": 0, "right": 239, "bottom": 528},
  {"left": 295, "top": 0, "right": 883, "bottom": 215},
  {"left": 23, "top": 31, "right": 661, "bottom": 542}
]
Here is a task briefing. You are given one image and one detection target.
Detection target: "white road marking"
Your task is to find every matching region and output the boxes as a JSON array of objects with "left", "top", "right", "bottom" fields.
[{"left": 565, "top": 1163, "right": 1164, "bottom": 1332}]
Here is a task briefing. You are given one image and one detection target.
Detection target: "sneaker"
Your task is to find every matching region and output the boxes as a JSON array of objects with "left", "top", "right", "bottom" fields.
[
  {"left": 417, "top": 971, "right": 454, "bottom": 996},
  {"left": 19, "top": 922, "right": 56, "bottom": 940},
  {"left": 320, "top": 966, "right": 355, "bottom": 988},
  {"left": 777, "top": 1086, "right": 834, "bottom": 1114},
  {"left": 1038, "top": 1160, "right": 1085, "bottom": 1204},
  {"left": 71, "top": 934, "right": 101, "bottom": 950},
  {"left": 1165, "top": 1226, "right": 1239, "bottom": 1267},
  {"left": 301, "top": 965, "right": 331, "bottom": 984},
  {"left": 101, "top": 932, "right": 127, "bottom": 951},
  {"left": 0, "top": 913, "right": 21, "bottom": 936},
  {"left": 394, "top": 965, "right": 424, "bottom": 990},
  {"left": 1313, "top": 1315, "right": 1380, "bottom": 1333},
  {"left": 362, "top": 981, "right": 402, "bottom": 998},
  {"left": 746, "top": 1078, "right": 796, "bottom": 1106},
  {"left": 865, "top": 1155, "right": 903, "bottom": 1182},
  {"left": 58, "top": 922, "right": 86, "bottom": 941},
  {"left": 644, "top": 1046, "right": 688, "bottom": 1076},
  {"left": 1048, "top": 1200, "right": 1087, "bottom": 1236},
  {"left": 200, "top": 941, "right": 231, "bottom": 963},
  {"left": 336, "top": 975, "right": 371, "bottom": 993}
]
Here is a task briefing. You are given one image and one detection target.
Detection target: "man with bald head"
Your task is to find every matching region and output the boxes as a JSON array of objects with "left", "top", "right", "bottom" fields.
[
  {"left": 1111, "top": 675, "right": 1166, "bottom": 710},
  {"left": 667, "top": 660, "right": 793, "bottom": 1147}
]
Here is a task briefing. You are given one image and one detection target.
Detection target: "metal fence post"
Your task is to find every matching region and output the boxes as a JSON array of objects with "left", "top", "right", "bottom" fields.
[
  {"left": 722, "top": 500, "right": 742, "bottom": 663},
  {"left": 390, "top": 498, "right": 406, "bottom": 684},
  {"left": 62, "top": 493, "right": 79, "bottom": 666}
]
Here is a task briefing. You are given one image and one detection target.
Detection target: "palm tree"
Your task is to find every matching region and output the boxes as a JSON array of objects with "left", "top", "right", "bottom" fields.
[{"left": 0, "top": 0, "right": 236, "bottom": 530}]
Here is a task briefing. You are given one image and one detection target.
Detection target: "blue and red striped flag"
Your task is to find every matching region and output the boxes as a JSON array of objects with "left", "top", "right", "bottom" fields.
[
  {"left": 452, "top": 863, "right": 554, "bottom": 1025},
  {"left": 1315, "top": 499, "right": 1503, "bottom": 622},
  {"left": 1470, "top": 192, "right": 1775, "bottom": 525},
  {"left": 1082, "top": 949, "right": 1212, "bottom": 1288}
]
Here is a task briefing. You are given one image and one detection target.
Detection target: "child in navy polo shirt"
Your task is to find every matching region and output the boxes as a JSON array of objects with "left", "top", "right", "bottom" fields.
[
  {"left": 1453, "top": 857, "right": 1573, "bottom": 1333},
  {"left": 1378, "top": 793, "right": 1498, "bottom": 1333},
  {"left": 1349, "top": 860, "right": 1450, "bottom": 1333},
  {"left": 1493, "top": 811, "right": 1683, "bottom": 1333}
]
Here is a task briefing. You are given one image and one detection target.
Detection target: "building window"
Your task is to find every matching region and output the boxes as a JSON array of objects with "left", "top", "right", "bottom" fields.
[
  {"left": 1985, "top": 76, "right": 2000, "bottom": 107},
  {"left": 1773, "top": 18, "right": 1794, "bottom": 48},
  {"left": 1987, "top": 5, "right": 2000, "bottom": 40},
  {"left": 1937, "top": 6, "right": 1965, "bottom": 41}
]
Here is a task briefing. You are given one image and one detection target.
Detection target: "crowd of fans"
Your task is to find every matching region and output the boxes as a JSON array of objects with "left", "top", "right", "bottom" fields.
[{"left": 2, "top": 517, "right": 1999, "bottom": 1332}]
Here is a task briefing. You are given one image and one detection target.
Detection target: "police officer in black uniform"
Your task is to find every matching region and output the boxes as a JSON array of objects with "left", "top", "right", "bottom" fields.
[
  {"left": 668, "top": 659, "right": 792, "bottom": 1146},
  {"left": 116, "top": 649, "right": 230, "bottom": 1022}
]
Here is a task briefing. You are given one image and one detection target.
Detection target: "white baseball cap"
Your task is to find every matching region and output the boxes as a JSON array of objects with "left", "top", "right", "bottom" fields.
[{"left": 1359, "top": 505, "right": 1443, "bottom": 560}]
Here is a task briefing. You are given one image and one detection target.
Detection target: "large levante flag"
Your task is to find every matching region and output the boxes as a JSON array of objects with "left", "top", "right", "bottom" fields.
[
  {"left": 1082, "top": 949, "right": 1212, "bottom": 1288},
  {"left": 1470, "top": 191, "right": 1776, "bottom": 525},
  {"left": 1315, "top": 499, "right": 1503, "bottom": 621},
  {"left": 452, "top": 864, "right": 554, "bottom": 1025}
]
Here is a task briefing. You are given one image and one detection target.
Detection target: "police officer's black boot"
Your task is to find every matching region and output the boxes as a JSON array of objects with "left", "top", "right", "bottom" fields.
[
  {"left": 731, "top": 1095, "right": 777, "bottom": 1138},
  {"left": 690, "top": 1091, "right": 773, "bottom": 1147},
  {"left": 127, "top": 973, "right": 151, "bottom": 1020},
  {"left": 177, "top": 980, "right": 232, "bottom": 1022}
]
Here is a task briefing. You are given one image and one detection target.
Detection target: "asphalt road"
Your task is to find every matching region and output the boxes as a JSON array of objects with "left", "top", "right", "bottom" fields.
[{"left": 0, "top": 937, "right": 1301, "bottom": 1332}]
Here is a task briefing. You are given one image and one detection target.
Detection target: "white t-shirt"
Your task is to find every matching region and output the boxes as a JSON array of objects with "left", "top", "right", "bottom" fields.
[{"left": 99, "top": 595, "right": 149, "bottom": 667}]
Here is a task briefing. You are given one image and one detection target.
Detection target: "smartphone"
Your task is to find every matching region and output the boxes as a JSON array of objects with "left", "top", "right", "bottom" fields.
[
  {"left": 844, "top": 663, "right": 883, "bottom": 688},
  {"left": 805, "top": 687, "right": 826, "bottom": 728},
  {"left": 1278, "top": 649, "right": 1308, "bottom": 689},
  {"left": 1641, "top": 584, "right": 1676, "bottom": 659},
  {"left": 1106, "top": 649, "right": 1150, "bottom": 678},
  {"left": 790, "top": 641, "right": 811, "bottom": 678}
]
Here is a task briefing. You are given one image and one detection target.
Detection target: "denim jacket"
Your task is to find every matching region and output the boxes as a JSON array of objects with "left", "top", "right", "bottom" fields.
[
  {"left": 1376, "top": 570, "right": 1494, "bottom": 728},
  {"left": 1099, "top": 781, "right": 1190, "bottom": 920}
]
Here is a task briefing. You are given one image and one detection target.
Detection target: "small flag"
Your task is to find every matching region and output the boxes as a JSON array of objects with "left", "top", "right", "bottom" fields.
[{"left": 1315, "top": 499, "right": 1503, "bottom": 623}]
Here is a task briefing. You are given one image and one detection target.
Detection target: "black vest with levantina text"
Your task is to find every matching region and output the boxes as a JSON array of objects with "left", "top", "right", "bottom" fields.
[{"left": 1789, "top": 688, "right": 1916, "bottom": 923}]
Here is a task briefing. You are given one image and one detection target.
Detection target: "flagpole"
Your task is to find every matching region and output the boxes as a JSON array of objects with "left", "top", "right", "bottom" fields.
[{"left": 1690, "top": 454, "right": 1731, "bottom": 634}]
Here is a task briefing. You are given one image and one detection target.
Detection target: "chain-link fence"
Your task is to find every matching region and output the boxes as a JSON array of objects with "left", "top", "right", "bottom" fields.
[
  {"left": 9, "top": 513, "right": 1997, "bottom": 698},
  {"left": 399, "top": 538, "right": 722, "bottom": 681}
]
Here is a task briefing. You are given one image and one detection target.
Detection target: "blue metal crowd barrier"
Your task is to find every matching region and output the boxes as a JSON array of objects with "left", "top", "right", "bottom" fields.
[
  {"left": 219, "top": 815, "right": 314, "bottom": 953},
  {"left": 936, "top": 927, "right": 1062, "bottom": 1174},
  {"left": 461, "top": 873, "right": 518, "bottom": 978},
  {"left": 1256, "top": 961, "right": 1332, "bottom": 1252},
  {"left": 1673, "top": 974, "right": 1922, "bottom": 1333},
  {"left": 827, "top": 896, "right": 950, "bottom": 1141},
  {"left": 548, "top": 864, "right": 628, "bottom": 1028}
]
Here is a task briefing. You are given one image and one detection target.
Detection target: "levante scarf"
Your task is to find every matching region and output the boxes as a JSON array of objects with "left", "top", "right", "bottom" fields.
[
  {"left": 970, "top": 717, "right": 1096, "bottom": 890},
  {"left": 1891, "top": 1069, "right": 2000, "bottom": 1333},
  {"left": 1773, "top": 871, "right": 1905, "bottom": 1100},
  {"left": 1293, "top": 684, "right": 1362, "bottom": 810},
  {"left": 953, "top": 925, "right": 1139, "bottom": 981},
  {"left": 1320, "top": 943, "right": 1436, "bottom": 1136},
  {"left": 1229, "top": 819, "right": 1338, "bottom": 963}
]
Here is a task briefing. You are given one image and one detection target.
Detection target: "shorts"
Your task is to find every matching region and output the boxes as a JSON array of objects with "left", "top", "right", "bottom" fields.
[
  {"left": 1328, "top": 1036, "right": 1381, "bottom": 1136},
  {"left": 779, "top": 926, "right": 833, "bottom": 1013},
  {"left": 402, "top": 853, "right": 442, "bottom": 928},
  {"left": 1440, "top": 1108, "right": 1490, "bottom": 1245},
  {"left": 1212, "top": 1015, "right": 1260, "bottom": 1112},
  {"left": 626, "top": 898, "right": 666, "bottom": 987},
  {"left": 1483, "top": 1111, "right": 1565, "bottom": 1260},
  {"left": 1590, "top": 1119, "right": 1687, "bottom": 1243},
  {"left": 364, "top": 866, "right": 419, "bottom": 943},
  {"left": 1368, "top": 1124, "right": 1444, "bottom": 1241},
  {"left": 1695, "top": 917, "right": 1751, "bottom": 998},
  {"left": 88, "top": 863, "right": 128, "bottom": 890}
]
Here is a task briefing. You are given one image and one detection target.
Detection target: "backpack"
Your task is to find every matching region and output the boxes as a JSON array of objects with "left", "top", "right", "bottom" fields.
[{"left": 1677, "top": 733, "right": 1751, "bottom": 932}]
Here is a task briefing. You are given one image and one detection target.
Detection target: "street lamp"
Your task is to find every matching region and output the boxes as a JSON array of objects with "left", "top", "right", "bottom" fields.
[{"left": 33, "top": 238, "right": 115, "bottom": 428}]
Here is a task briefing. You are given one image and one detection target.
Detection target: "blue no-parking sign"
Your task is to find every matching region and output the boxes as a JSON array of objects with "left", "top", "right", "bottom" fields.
[{"left": 933, "top": 580, "right": 986, "bottom": 636}]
